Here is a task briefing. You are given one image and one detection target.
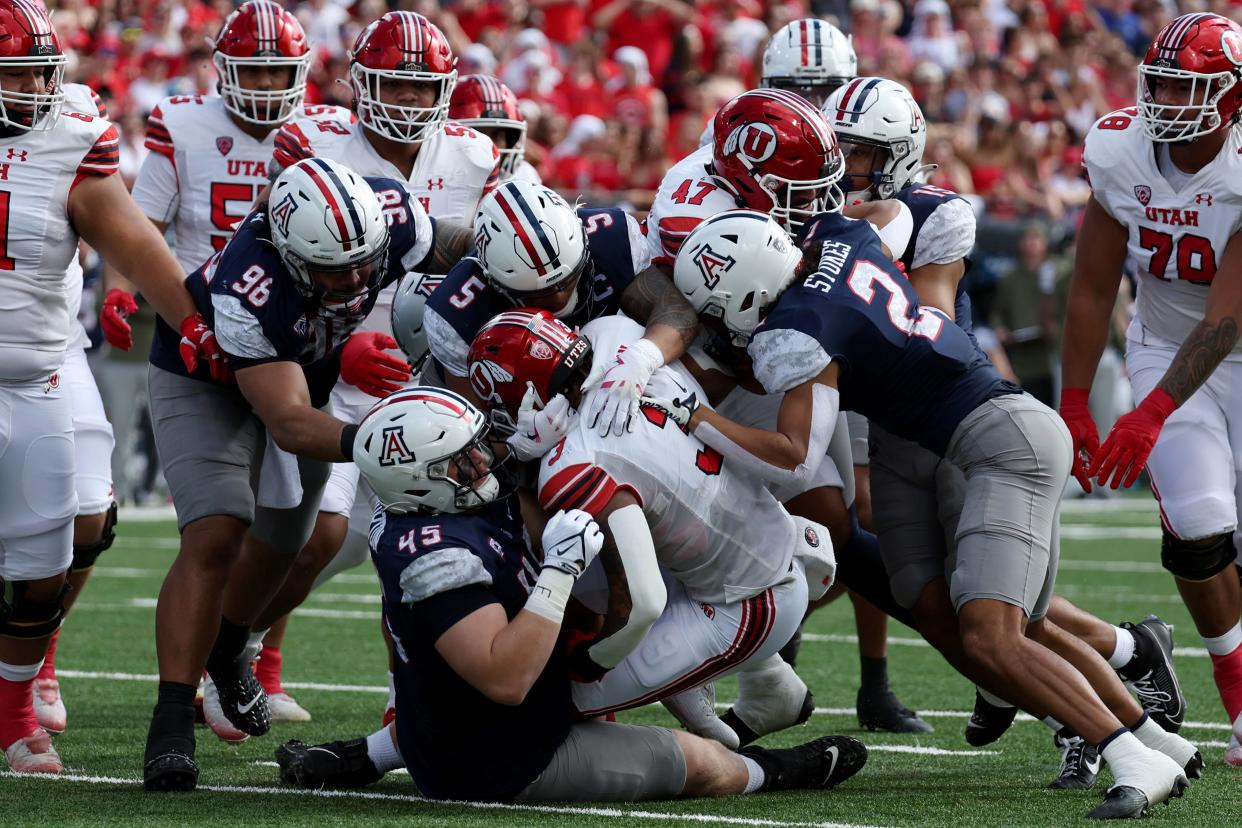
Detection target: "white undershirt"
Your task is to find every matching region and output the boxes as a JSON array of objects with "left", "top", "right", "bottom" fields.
[{"left": 1156, "top": 144, "right": 1195, "bottom": 192}]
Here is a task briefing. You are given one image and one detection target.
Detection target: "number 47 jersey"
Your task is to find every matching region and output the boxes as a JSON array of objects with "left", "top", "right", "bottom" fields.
[{"left": 1084, "top": 107, "right": 1242, "bottom": 353}]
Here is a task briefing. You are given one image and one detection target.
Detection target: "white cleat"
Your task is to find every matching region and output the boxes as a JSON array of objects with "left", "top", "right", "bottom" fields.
[
  {"left": 1226, "top": 731, "right": 1242, "bottom": 767},
  {"left": 202, "top": 677, "right": 249, "bottom": 743},
  {"left": 33, "top": 678, "right": 66, "bottom": 735},
  {"left": 663, "top": 683, "right": 739, "bottom": 750},
  {"left": 4, "top": 729, "right": 63, "bottom": 774},
  {"left": 267, "top": 692, "right": 312, "bottom": 723}
]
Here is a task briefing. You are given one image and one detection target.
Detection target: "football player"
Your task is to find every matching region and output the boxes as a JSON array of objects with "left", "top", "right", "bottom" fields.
[
  {"left": 826, "top": 76, "right": 1187, "bottom": 785},
  {"left": 140, "top": 158, "right": 471, "bottom": 792},
  {"left": 275, "top": 387, "right": 867, "bottom": 801},
  {"left": 1062, "top": 12, "right": 1242, "bottom": 768},
  {"left": 646, "top": 210, "right": 1201, "bottom": 819},
  {"left": 448, "top": 74, "right": 540, "bottom": 183},
  {"left": 0, "top": 0, "right": 226, "bottom": 774}
]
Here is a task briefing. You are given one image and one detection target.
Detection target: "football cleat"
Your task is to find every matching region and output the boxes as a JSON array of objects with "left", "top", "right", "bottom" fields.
[
  {"left": 4, "top": 728, "right": 62, "bottom": 774},
  {"left": 964, "top": 689, "right": 1017, "bottom": 746},
  {"left": 741, "top": 735, "right": 868, "bottom": 791},
  {"left": 857, "top": 685, "right": 933, "bottom": 734},
  {"left": 144, "top": 701, "right": 198, "bottom": 792},
  {"left": 1048, "top": 728, "right": 1100, "bottom": 790},
  {"left": 267, "top": 692, "right": 312, "bottom": 723},
  {"left": 1090, "top": 748, "right": 1188, "bottom": 820},
  {"left": 1118, "top": 616, "right": 1185, "bottom": 733},
  {"left": 205, "top": 659, "right": 270, "bottom": 737},
  {"left": 202, "top": 677, "right": 250, "bottom": 743},
  {"left": 663, "top": 683, "right": 739, "bottom": 750},
  {"left": 143, "top": 749, "right": 199, "bottom": 792},
  {"left": 33, "top": 678, "right": 66, "bottom": 735},
  {"left": 1134, "top": 719, "right": 1203, "bottom": 780},
  {"left": 276, "top": 739, "right": 384, "bottom": 790},
  {"left": 1226, "top": 731, "right": 1242, "bottom": 767},
  {"left": 720, "top": 655, "right": 814, "bottom": 747}
]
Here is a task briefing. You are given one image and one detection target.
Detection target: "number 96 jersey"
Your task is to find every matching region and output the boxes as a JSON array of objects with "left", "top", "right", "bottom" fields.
[{"left": 1084, "top": 108, "right": 1242, "bottom": 354}]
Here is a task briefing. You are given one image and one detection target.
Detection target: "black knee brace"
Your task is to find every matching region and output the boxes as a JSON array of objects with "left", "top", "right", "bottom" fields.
[
  {"left": 0, "top": 578, "right": 68, "bottom": 639},
  {"left": 1160, "top": 530, "right": 1236, "bottom": 582},
  {"left": 71, "top": 501, "right": 117, "bottom": 573}
]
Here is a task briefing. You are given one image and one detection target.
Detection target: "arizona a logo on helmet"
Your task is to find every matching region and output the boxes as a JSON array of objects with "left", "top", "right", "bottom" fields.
[
  {"left": 692, "top": 242, "right": 737, "bottom": 290},
  {"left": 379, "top": 425, "right": 415, "bottom": 467}
]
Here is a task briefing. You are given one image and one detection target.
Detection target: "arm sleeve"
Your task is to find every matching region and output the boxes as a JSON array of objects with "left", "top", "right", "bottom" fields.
[
  {"left": 539, "top": 462, "right": 628, "bottom": 515},
  {"left": 210, "top": 293, "right": 280, "bottom": 360},
  {"left": 410, "top": 585, "right": 501, "bottom": 644},
  {"left": 132, "top": 150, "right": 181, "bottom": 225},
  {"left": 585, "top": 504, "right": 667, "bottom": 670},
  {"left": 911, "top": 198, "right": 976, "bottom": 270},
  {"left": 871, "top": 199, "right": 913, "bottom": 263},
  {"left": 398, "top": 546, "right": 494, "bottom": 603},
  {"left": 749, "top": 327, "right": 833, "bottom": 395},
  {"left": 77, "top": 125, "right": 120, "bottom": 178}
]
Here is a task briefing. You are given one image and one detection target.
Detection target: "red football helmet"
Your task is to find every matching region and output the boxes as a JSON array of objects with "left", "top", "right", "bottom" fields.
[
  {"left": 467, "top": 309, "right": 593, "bottom": 430},
  {"left": 213, "top": 0, "right": 310, "bottom": 127},
  {"left": 449, "top": 75, "right": 526, "bottom": 180},
  {"left": 712, "top": 88, "right": 845, "bottom": 232},
  {"left": 0, "top": 0, "right": 65, "bottom": 133},
  {"left": 350, "top": 12, "right": 458, "bottom": 144},
  {"left": 1137, "top": 13, "right": 1242, "bottom": 143}
]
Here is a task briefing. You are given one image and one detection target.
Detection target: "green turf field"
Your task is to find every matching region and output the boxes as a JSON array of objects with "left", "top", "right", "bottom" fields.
[{"left": 6, "top": 500, "right": 1242, "bottom": 826}]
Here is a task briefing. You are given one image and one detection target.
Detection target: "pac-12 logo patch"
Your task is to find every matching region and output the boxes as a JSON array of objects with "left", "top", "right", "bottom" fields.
[
  {"left": 1134, "top": 185, "right": 1152, "bottom": 206},
  {"left": 692, "top": 242, "right": 736, "bottom": 290},
  {"left": 379, "top": 425, "right": 415, "bottom": 467},
  {"left": 271, "top": 192, "right": 299, "bottom": 236},
  {"left": 723, "top": 121, "right": 779, "bottom": 164},
  {"left": 216, "top": 136, "right": 233, "bottom": 155},
  {"left": 804, "top": 526, "right": 820, "bottom": 548}
]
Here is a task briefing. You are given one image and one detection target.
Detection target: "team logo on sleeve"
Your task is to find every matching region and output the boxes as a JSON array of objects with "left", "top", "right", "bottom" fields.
[
  {"left": 691, "top": 243, "right": 737, "bottom": 290},
  {"left": 216, "top": 136, "right": 234, "bottom": 156},
  {"left": 271, "top": 193, "right": 299, "bottom": 236},
  {"left": 723, "top": 122, "right": 779, "bottom": 164},
  {"left": 1134, "top": 185, "right": 1152, "bottom": 206},
  {"left": 379, "top": 425, "right": 416, "bottom": 466}
]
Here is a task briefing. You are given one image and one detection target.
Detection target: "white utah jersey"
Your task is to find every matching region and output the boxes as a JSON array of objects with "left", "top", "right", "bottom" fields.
[
  {"left": 645, "top": 143, "right": 740, "bottom": 266},
  {"left": 0, "top": 111, "right": 119, "bottom": 382},
  {"left": 1085, "top": 109, "right": 1242, "bottom": 355},
  {"left": 61, "top": 83, "right": 107, "bottom": 353},
  {"left": 510, "top": 158, "right": 542, "bottom": 184},
  {"left": 132, "top": 95, "right": 352, "bottom": 275},
  {"left": 538, "top": 316, "right": 796, "bottom": 605}
]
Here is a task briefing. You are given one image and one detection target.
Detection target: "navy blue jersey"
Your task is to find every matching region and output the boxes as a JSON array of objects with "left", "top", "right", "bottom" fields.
[
  {"left": 425, "top": 207, "right": 644, "bottom": 378},
  {"left": 371, "top": 497, "right": 574, "bottom": 802},
  {"left": 894, "top": 183, "right": 975, "bottom": 334},
  {"left": 150, "top": 176, "right": 435, "bottom": 407},
  {"left": 752, "top": 212, "right": 1018, "bottom": 455}
]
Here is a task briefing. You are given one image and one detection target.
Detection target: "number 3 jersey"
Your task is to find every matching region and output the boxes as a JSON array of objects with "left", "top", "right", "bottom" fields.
[
  {"left": 537, "top": 315, "right": 796, "bottom": 605},
  {"left": 1084, "top": 109, "right": 1242, "bottom": 354},
  {"left": 751, "top": 212, "right": 1018, "bottom": 456},
  {"left": 132, "top": 95, "right": 353, "bottom": 275}
]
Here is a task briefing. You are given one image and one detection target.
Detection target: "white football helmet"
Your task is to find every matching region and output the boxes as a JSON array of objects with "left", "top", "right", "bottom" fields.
[
  {"left": 473, "top": 181, "right": 589, "bottom": 319},
  {"left": 674, "top": 210, "right": 801, "bottom": 346},
  {"left": 390, "top": 273, "right": 438, "bottom": 370},
  {"left": 823, "top": 77, "right": 929, "bottom": 200},
  {"left": 269, "top": 158, "right": 390, "bottom": 321},
  {"left": 762, "top": 19, "right": 857, "bottom": 107},
  {"left": 354, "top": 387, "right": 501, "bottom": 515}
]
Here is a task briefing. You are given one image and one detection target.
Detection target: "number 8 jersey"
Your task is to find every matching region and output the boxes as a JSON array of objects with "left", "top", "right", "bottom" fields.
[{"left": 1083, "top": 107, "right": 1242, "bottom": 354}]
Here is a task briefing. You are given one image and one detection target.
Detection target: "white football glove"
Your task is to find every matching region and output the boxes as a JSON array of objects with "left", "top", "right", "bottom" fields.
[
  {"left": 506, "top": 384, "right": 576, "bottom": 462},
  {"left": 638, "top": 390, "right": 699, "bottom": 430},
  {"left": 540, "top": 509, "right": 605, "bottom": 578},
  {"left": 584, "top": 338, "right": 664, "bottom": 437}
]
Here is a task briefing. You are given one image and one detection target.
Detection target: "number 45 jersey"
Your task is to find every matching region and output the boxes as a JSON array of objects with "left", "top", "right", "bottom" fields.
[
  {"left": 1083, "top": 107, "right": 1242, "bottom": 354},
  {"left": 751, "top": 212, "right": 1019, "bottom": 456}
]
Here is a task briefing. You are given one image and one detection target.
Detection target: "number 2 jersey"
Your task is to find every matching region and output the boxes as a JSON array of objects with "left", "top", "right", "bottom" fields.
[
  {"left": 1084, "top": 109, "right": 1242, "bottom": 355},
  {"left": 538, "top": 316, "right": 796, "bottom": 605},
  {"left": 751, "top": 212, "right": 1018, "bottom": 455}
]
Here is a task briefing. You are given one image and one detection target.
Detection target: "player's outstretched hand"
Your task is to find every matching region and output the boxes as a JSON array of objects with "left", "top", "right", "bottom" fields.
[
  {"left": 1058, "top": 388, "right": 1100, "bottom": 493},
  {"left": 340, "top": 332, "right": 411, "bottom": 398},
  {"left": 541, "top": 509, "right": 604, "bottom": 579},
  {"left": 584, "top": 338, "right": 664, "bottom": 437},
  {"left": 639, "top": 391, "right": 699, "bottom": 430},
  {"left": 178, "top": 313, "right": 231, "bottom": 384},
  {"left": 507, "top": 384, "right": 575, "bottom": 462},
  {"left": 100, "top": 289, "right": 138, "bottom": 351},
  {"left": 1087, "top": 389, "right": 1177, "bottom": 490}
]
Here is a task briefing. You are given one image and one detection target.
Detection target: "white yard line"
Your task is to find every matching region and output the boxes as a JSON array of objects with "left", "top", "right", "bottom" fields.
[
  {"left": 0, "top": 771, "right": 890, "bottom": 828},
  {"left": 1059, "top": 526, "right": 1161, "bottom": 540}
]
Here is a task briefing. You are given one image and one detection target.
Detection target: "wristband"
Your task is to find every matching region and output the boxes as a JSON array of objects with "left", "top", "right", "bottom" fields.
[
  {"left": 340, "top": 423, "right": 359, "bottom": 461},
  {"left": 524, "top": 567, "right": 576, "bottom": 625}
]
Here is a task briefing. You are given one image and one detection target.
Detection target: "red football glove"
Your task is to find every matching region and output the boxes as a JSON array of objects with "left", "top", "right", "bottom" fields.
[
  {"left": 1087, "top": 389, "right": 1177, "bottom": 490},
  {"left": 340, "top": 332, "right": 411, "bottom": 398},
  {"left": 100, "top": 289, "right": 138, "bottom": 351},
  {"left": 1059, "top": 387, "right": 1100, "bottom": 493},
  {"left": 178, "top": 313, "right": 230, "bottom": 384}
]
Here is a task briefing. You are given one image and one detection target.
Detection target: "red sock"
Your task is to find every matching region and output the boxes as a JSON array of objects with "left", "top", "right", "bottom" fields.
[
  {"left": 0, "top": 675, "right": 38, "bottom": 750},
  {"left": 37, "top": 629, "right": 59, "bottom": 681},
  {"left": 1210, "top": 643, "right": 1242, "bottom": 722},
  {"left": 254, "top": 646, "right": 284, "bottom": 696}
]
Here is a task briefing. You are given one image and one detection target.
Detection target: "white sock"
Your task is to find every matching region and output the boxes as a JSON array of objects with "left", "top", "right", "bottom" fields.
[
  {"left": 1108, "top": 626, "right": 1137, "bottom": 669},
  {"left": 366, "top": 726, "right": 405, "bottom": 773},
  {"left": 386, "top": 671, "right": 396, "bottom": 708},
  {"left": 1202, "top": 622, "right": 1242, "bottom": 657},
  {"left": 978, "top": 687, "right": 1014, "bottom": 708},
  {"left": 0, "top": 659, "right": 42, "bottom": 682},
  {"left": 1100, "top": 729, "right": 1146, "bottom": 778},
  {"left": 741, "top": 755, "right": 765, "bottom": 794},
  {"left": 1132, "top": 714, "right": 1166, "bottom": 747},
  {"left": 1042, "top": 716, "right": 1063, "bottom": 732}
]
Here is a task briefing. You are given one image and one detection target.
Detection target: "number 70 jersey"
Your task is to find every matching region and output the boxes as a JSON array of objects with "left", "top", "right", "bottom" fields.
[{"left": 1083, "top": 107, "right": 1242, "bottom": 353}]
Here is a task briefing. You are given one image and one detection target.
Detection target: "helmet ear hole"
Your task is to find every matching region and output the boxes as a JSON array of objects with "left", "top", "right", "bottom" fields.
[{"left": 739, "top": 292, "right": 756, "bottom": 313}]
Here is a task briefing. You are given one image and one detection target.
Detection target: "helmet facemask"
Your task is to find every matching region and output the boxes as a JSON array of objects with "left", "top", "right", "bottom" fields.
[
  {"left": 1137, "top": 62, "right": 1238, "bottom": 142},
  {"left": 352, "top": 63, "right": 457, "bottom": 143},
  {"left": 0, "top": 55, "right": 65, "bottom": 133},
  {"left": 285, "top": 237, "right": 391, "bottom": 322},
  {"left": 759, "top": 158, "right": 847, "bottom": 233},
  {"left": 214, "top": 52, "right": 310, "bottom": 126}
]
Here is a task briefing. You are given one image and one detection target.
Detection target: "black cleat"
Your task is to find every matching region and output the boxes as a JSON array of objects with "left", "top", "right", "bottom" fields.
[
  {"left": 206, "top": 657, "right": 270, "bottom": 737},
  {"left": 741, "top": 735, "right": 868, "bottom": 792},
  {"left": 1118, "top": 615, "right": 1185, "bottom": 734},
  {"left": 1048, "top": 728, "right": 1101, "bottom": 790},
  {"left": 275, "top": 739, "right": 384, "bottom": 790},
  {"left": 1088, "top": 786, "right": 1151, "bottom": 820},
  {"left": 143, "top": 750, "right": 199, "bottom": 792},
  {"left": 964, "top": 690, "right": 1017, "bottom": 746},
  {"left": 857, "top": 685, "right": 933, "bottom": 734},
  {"left": 144, "top": 701, "right": 198, "bottom": 792}
]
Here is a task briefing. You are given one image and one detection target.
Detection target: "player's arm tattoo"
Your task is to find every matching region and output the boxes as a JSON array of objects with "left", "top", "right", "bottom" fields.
[
  {"left": 1157, "top": 317, "right": 1240, "bottom": 405},
  {"left": 425, "top": 221, "right": 473, "bottom": 274},
  {"left": 620, "top": 266, "right": 700, "bottom": 350},
  {"left": 596, "top": 542, "right": 633, "bottom": 638}
]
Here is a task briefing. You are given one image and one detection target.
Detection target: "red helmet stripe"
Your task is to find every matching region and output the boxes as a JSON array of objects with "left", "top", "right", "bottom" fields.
[
  {"left": 747, "top": 88, "right": 834, "bottom": 150},
  {"left": 300, "top": 159, "right": 363, "bottom": 252},
  {"left": 493, "top": 186, "right": 553, "bottom": 277},
  {"left": 12, "top": 0, "right": 52, "bottom": 37},
  {"left": 799, "top": 19, "right": 809, "bottom": 67},
  {"left": 1158, "top": 13, "right": 1213, "bottom": 60}
]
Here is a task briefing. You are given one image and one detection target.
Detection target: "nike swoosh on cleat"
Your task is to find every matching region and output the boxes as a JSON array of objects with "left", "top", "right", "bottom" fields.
[
  {"left": 237, "top": 691, "right": 264, "bottom": 715},
  {"left": 819, "top": 745, "right": 839, "bottom": 786}
]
